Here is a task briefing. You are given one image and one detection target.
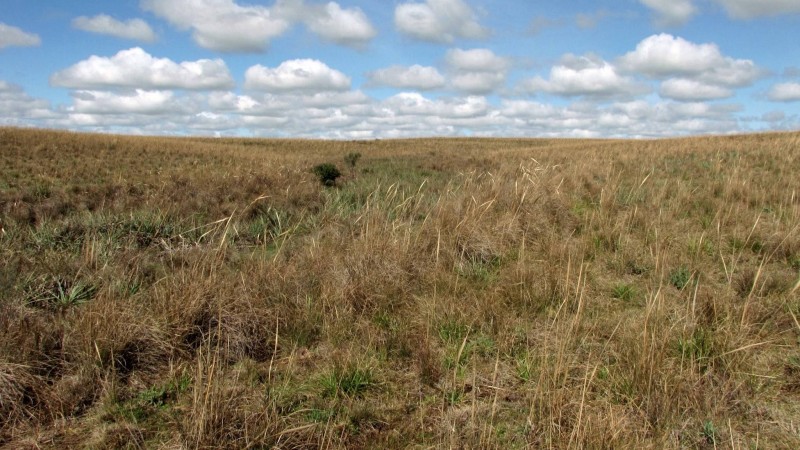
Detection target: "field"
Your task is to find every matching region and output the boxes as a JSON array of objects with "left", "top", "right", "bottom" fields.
[{"left": 1, "top": 127, "right": 800, "bottom": 448}]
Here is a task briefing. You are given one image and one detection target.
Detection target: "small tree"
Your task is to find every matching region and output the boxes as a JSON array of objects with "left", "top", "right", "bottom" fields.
[{"left": 312, "top": 163, "right": 342, "bottom": 187}]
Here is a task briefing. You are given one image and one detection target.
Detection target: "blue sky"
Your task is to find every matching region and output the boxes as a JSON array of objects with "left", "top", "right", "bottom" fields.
[{"left": 1, "top": 0, "right": 799, "bottom": 138}]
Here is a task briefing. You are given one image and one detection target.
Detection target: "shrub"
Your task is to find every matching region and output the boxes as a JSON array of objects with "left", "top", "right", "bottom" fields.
[{"left": 312, "top": 163, "right": 342, "bottom": 187}]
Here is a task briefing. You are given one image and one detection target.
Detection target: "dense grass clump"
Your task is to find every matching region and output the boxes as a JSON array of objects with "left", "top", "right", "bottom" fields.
[
  {"left": 312, "top": 162, "right": 342, "bottom": 186},
  {"left": 1, "top": 127, "right": 800, "bottom": 448}
]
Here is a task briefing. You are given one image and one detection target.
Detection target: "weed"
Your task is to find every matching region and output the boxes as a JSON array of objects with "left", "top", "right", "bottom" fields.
[
  {"left": 373, "top": 311, "right": 396, "bottom": 331},
  {"left": 112, "top": 374, "right": 191, "bottom": 424},
  {"left": 669, "top": 266, "right": 692, "bottom": 290},
  {"left": 457, "top": 255, "right": 501, "bottom": 283},
  {"left": 308, "top": 408, "right": 335, "bottom": 423},
  {"left": 702, "top": 420, "right": 718, "bottom": 445},
  {"left": 626, "top": 260, "right": 649, "bottom": 276},
  {"left": 438, "top": 320, "right": 469, "bottom": 344},
  {"left": 321, "top": 365, "right": 374, "bottom": 398},
  {"left": 26, "top": 277, "right": 97, "bottom": 309},
  {"left": 444, "top": 390, "right": 463, "bottom": 406},
  {"left": 344, "top": 152, "right": 362, "bottom": 170},
  {"left": 516, "top": 354, "right": 535, "bottom": 382},
  {"left": 471, "top": 334, "right": 496, "bottom": 357},
  {"left": 678, "top": 328, "right": 713, "bottom": 371},
  {"left": 611, "top": 283, "right": 636, "bottom": 302},
  {"left": 688, "top": 237, "right": 714, "bottom": 257}
]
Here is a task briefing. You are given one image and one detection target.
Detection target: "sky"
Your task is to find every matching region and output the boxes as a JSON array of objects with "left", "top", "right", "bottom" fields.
[{"left": 1, "top": 0, "right": 799, "bottom": 139}]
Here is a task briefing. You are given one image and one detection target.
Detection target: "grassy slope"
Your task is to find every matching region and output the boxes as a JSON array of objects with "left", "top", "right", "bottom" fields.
[{"left": 1, "top": 127, "right": 799, "bottom": 448}]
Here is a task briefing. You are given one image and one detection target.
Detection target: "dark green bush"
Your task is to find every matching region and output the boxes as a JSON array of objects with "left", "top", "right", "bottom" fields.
[{"left": 312, "top": 163, "right": 342, "bottom": 187}]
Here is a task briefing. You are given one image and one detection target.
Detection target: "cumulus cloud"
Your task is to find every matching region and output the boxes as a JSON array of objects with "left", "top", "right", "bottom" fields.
[
  {"left": 382, "top": 93, "right": 490, "bottom": 118},
  {"left": 395, "top": 0, "right": 488, "bottom": 43},
  {"left": 0, "top": 22, "right": 41, "bottom": 49},
  {"left": 69, "top": 90, "right": 191, "bottom": 115},
  {"left": 141, "top": 0, "right": 289, "bottom": 52},
  {"left": 620, "top": 34, "right": 720, "bottom": 76},
  {"left": 445, "top": 48, "right": 510, "bottom": 72},
  {"left": 366, "top": 65, "right": 446, "bottom": 90},
  {"left": 522, "top": 54, "right": 647, "bottom": 98},
  {"left": 0, "top": 81, "right": 54, "bottom": 124},
  {"left": 713, "top": 0, "right": 800, "bottom": 19},
  {"left": 659, "top": 78, "right": 732, "bottom": 101},
  {"left": 244, "top": 59, "right": 351, "bottom": 92},
  {"left": 444, "top": 48, "right": 510, "bottom": 94},
  {"left": 225, "top": 91, "right": 369, "bottom": 115},
  {"left": 450, "top": 72, "right": 507, "bottom": 95},
  {"left": 72, "top": 15, "right": 157, "bottom": 42},
  {"left": 498, "top": 98, "right": 742, "bottom": 137},
  {"left": 142, "top": 0, "right": 376, "bottom": 51},
  {"left": 12, "top": 80, "right": 754, "bottom": 139},
  {"left": 301, "top": 2, "right": 377, "bottom": 46},
  {"left": 619, "top": 34, "right": 762, "bottom": 87},
  {"left": 767, "top": 82, "right": 800, "bottom": 102},
  {"left": 50, "top": 47, "right": 234, "bottom": 90},
  {"left": 639, "top": 0, "right": 697, "bottom": 26}
]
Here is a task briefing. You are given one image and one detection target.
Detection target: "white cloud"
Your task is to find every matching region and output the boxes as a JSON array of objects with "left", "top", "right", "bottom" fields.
[
  {"left": 767, "top": 82, "right": 800, "bottom": 102},
  {"left": 639, "top": 0, "right": 697, "bottom": 26},
  {"left": 244, "top": 59, "right": 351, "bottom": 92},
  {"left": 445, "top": 48, "right": 510, "bottom": 72},
  {"left": 72, "top": 15, "right": 157, "bottom": 42},
  {"left": 620, "top": 34, "right": 721, "bottom": 76},
  {"left": 500, "top": 99, "right": 558, "bottom": 119},
  {"left": 395, "top": 0, "right": 488, "bottom": 43},
  {"left": 449, "top": 72, "right": 506, "bottom": 95},
  {"left": 659, "top": 78, "right": 732, "bottom": 101},
  {"left": 142, "top": 0, "right": 376, "bottom": 52},
  {"left": 523, "top": 54, "right": 647, "bottom": 98},
  {"left": 302, "top": 2, "right": 377, "bottom": 46},
  {"left": 444, "top": 48, "right": 510, "bottom": 94},
  {"left": 496, "top": 98, "right": 743, "bottom": 138},
  {"left": 50, "top": 47, "right": 234, "bottom": 90},
  {"left": 619, "top": 34, "right": 762, "bottom": 87},
  {"left": 69, "top": 90, "right": 190, "bottom": 115},
  {"left": 0, "top": 22, "right": 41, "bottom": 49},
  {"left": 366, "top": 65, "right": 446, "bottom": 90},
  {"left": 714, "top": 0, "right": 800, "bottom": 19},
  {"left": 15, "top": 83, "right": 754, "bottom": 138},
  {"left": 382, "top": 93, "right": 489, "bottom": 118},
  {"left": 0, "top": 81, "right": 54, "bottom": 124},
  {"left": 216, "top": 90, "right": 368, "bottom": 117},
  {"left": 701, "top": 59, "right": 762, "bottom": 87},
  {"left": 141, "top": 0, "right": 291, "bottom": 52}
]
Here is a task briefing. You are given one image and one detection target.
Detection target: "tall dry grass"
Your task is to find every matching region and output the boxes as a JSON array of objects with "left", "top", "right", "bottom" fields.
[{"left": 1, "top": 127, "right": 799, "bottom": 448}]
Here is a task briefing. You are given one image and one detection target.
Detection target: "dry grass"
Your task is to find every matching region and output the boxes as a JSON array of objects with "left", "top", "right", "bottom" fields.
[{"left": 1, "top": 127, "right": 800, "bottom": 448}]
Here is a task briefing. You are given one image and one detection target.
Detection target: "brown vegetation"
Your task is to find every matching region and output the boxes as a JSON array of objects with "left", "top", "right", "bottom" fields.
[{"left": 1, "top": 127, "right": 799, "bottom": 448}]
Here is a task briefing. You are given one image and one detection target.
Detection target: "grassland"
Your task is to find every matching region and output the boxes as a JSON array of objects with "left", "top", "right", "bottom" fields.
[{"left": 1, "top": 127, "right": 799, "bottom": 449}]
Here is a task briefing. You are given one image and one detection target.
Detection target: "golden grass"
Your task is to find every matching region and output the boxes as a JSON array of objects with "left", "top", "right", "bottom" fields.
[{"left": 1, "top": 127, "right": 800, "bottom": 448}]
